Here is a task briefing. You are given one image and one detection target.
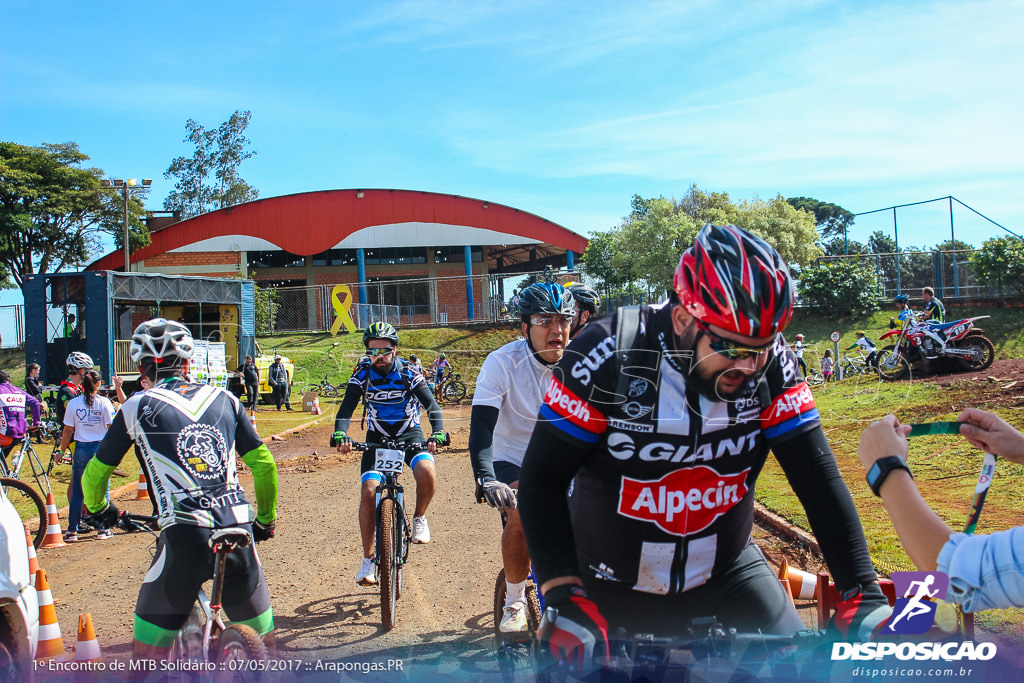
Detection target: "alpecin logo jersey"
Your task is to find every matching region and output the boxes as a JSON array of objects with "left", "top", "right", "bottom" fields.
[{"left": 537, "top": 303, "right": 820, "bottom": 595}]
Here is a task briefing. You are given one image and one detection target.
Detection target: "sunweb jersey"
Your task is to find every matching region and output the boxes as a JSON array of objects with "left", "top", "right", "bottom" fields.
[{"left": 531, "top": 302, "right": 820, "bottom": 595}]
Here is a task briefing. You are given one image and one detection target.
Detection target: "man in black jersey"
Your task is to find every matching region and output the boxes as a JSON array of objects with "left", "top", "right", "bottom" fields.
[{"left": 519, "top": 224, "right": 891, "bottom": 669}]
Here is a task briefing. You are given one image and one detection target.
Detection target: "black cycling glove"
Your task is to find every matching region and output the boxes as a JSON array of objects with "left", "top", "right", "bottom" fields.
[{"left": 252, "top": 519, "right": 276, "bottom": 543}]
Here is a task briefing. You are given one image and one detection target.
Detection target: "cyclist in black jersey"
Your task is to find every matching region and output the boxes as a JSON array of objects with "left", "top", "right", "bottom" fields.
[
  {"left": 565, "top": 282, "right": 601, "bottom": 339},
  {"left": 83, "top": 318, "right": 279, "bottom": 663},
  {"left": 332, "top": 322, "right": 446, "bottom": 585},
  {"left": 519, "top": 224, "right": 891, "bottom": 669}
]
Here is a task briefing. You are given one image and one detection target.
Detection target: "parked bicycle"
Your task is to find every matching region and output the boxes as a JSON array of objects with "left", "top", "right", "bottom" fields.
[
  {"left": 0, "top": 425, "right": 59, "bottom": 547},
  {"left": 118, "top": 511, "right": 270, "bottom": 666},
  {"left": 837, "top": 351, "right": 875, "bottom": 378},
  {"left": 300, "top": 374, "right": 341, "bottom": 398},
  {"left": 351, "top": 439, "right": 422, "bottom": 631}
]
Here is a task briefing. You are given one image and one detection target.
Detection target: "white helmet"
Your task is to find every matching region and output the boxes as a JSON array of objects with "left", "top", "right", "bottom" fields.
[
  {"left": 130, "top": 318, "right": 194, "bottom": 364},
  {"left": 66, "top": 351, "right": 94, "bottom": 370}
]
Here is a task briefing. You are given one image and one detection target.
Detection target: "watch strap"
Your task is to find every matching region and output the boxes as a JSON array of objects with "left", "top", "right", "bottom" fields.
[{"left": 867, "top": 455, "right": 912, "bottom": 497}]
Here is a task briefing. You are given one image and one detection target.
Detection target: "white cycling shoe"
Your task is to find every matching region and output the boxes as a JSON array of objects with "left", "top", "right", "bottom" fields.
[
  {"left": 500, "top": 601, "right": 529, "bottom": 633},
  {"left": 412, "top": 516, "right": 430, "bottom": 544},
  {"left": 356, "top": 558, "right": 377, "bottom": 586}
]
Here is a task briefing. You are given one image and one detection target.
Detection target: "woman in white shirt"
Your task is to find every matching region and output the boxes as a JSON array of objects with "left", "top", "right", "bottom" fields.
[{"left": 59, "top": 369, "right": 116, "bottom": 542}]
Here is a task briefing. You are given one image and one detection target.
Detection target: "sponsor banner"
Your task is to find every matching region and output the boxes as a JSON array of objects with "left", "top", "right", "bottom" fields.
[{"left": 617, "top": 465, "right": 749, "bottom": 536}]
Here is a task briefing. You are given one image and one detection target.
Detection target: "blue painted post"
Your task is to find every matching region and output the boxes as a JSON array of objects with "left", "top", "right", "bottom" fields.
[
  {"left": 465, "top": 245, "right": 474, "bottom": 320},
  {"left": 357, "top": 248, "right": 367, "bottom": 325},
  {"left": 566, "top": 250, "right": 575, "bottom": 270}
]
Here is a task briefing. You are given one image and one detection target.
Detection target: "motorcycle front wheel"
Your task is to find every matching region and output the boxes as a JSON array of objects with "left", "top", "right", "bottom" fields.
[{"left": 876, "top": 345, "right": 910, "bottom": 381}]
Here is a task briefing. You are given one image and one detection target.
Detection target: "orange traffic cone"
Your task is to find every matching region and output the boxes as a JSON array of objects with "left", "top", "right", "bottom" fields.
[
  {"left": 73, "top": 613, "right": 102, "bottom": 663},
  {"left": 249, "top": 409, "right": 257, "bottom": 430},
  {"left": 24, "top": 525, "right": 38, "bottom": 582},
  {"left": 311, "top": 396, "right": 323, "bottom": 415},
  {"left": 778, "top": 558, "right": 818, "bottom": 600},
  {"left": 135, "top": 473, "right": 150, "bottom": 500},
  {"left": 779, "top": 577, "right": 794, "bottom": 604},
  {"left": 39, "top": 492, "right": 66, "bottom": 548},
  {"left": 35, "top": 568, "right": 65, "bottom": 660}
]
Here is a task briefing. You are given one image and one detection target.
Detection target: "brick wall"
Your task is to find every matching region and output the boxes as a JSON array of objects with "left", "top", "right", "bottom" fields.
[{"left": 145, "top": 251, "right": 240, "bottom": 267}]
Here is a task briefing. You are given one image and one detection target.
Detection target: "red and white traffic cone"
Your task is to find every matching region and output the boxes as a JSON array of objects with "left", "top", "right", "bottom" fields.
[
  {"left": 35, "top": 568, "right": 65, "bottom": 660},
  {"left": 24, "top": 525, "right": 38, "bottom": 583},
  {"left": 73, "top": 613, "right": 102, "bottom": 663},
  {"left": 39, "top": 492, "right": 66, "bottom": 548},
  {"left": 135, "top": 473, "right": 150, "bottom": 500}
]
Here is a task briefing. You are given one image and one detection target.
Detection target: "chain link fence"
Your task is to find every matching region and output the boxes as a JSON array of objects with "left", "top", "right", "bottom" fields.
[
  {"left": 815, "top": 249, "right": 1004, "bottom": 300},
  {"left": 0, "top": 306, "right": 24, "bottom": 349},
  {"left": 258, "top": 271, "right": 585, "bottom": 333}
]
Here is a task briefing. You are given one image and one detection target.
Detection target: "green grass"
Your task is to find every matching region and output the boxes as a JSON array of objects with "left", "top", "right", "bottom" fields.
[
  {"left": 789, "top": 304, "right": 1024, "bottom": 362},
  {"left": 757, "top": 377, "right": 1024, "bottom": 638}
]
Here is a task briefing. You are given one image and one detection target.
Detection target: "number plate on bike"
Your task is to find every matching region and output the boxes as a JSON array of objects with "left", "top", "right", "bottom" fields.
[{"left": 374, "top": 449, "right": 405, "bottom": 474}]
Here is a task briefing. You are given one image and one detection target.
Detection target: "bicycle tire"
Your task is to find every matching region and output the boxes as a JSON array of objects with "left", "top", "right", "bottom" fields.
[
  {"left": 493, "top": 568, "right": 542, "bottom": 638},
  {"left": 323, "top": 384, "right": 340, "bottom": 398},
  {"left": 444, "top": 380, "right": 467, "bottom": 402},
  {"left": 215, "top": 624, "right": 268, "bottom": 665},
  {"left": 0, "top": 478, "right": 46, "bottom": 548},
  {"left": 299, "top": 384, "right": 320, "bottom": 396},
  {"left": 379, "top": 497, "right": 398, "bottom": 631}
]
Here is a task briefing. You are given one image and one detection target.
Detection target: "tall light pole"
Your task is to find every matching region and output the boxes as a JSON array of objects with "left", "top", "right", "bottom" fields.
[{"left": 101, "top": 178, "right": 152, "bottom": 272}]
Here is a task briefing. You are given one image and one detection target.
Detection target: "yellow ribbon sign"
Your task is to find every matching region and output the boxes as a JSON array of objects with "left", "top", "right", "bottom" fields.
[{"left": 330, "top": 284, "right": 357, "bottom": 335}]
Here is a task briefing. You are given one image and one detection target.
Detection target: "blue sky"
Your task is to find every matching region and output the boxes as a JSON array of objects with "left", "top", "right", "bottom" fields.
[{"left": 2, "top": 0, "right": 1021, "bottom": 306}]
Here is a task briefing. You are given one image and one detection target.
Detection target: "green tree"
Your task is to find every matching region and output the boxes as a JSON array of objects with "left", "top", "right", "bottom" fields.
[
  {"left": 579, "top": 230, "right": 627, "bottom": 293},
  {"left": 786, "top": 196, "right": 855, "bottom": 240},
  {"left": 730, "top": 195, "right": 822, "bottom": 267},
  {"left": 798, "top": 258, "right": 881, "bottom": 319},
  {"left": 969, "top": 237, "right": 1024, "bottom": 294},
  {"left": 823, "top": 237, "right": 867, "bottom": 256},
  {"left": 163, "top": 110, "right": 259, "bottom": 218},
  {"left": 0, "top": 141, "right": 149, "bottom": 291}
]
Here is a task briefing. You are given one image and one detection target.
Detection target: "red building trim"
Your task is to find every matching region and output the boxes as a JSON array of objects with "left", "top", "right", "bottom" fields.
[{"left": 89, "top": 189, "right": 588, "bottom": 271}]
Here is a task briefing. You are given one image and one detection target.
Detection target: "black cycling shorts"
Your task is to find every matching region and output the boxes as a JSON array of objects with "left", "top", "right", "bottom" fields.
[
  {"left": 359, "top": 429, "right": 432, "bottom": 478},
  {"left": 136, "top": 524, "right": 271, "bottom": 634},
  {"left": 582, "top": 542, "right": 804, "bottom": 636},
  {"left": 493, "top": 460, "right": 521, "bottom": 487}
]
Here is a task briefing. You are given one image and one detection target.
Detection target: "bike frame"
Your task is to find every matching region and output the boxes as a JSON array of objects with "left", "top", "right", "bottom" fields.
[{"left": 3, "top": 437, "right": 52, "bottom": 497}]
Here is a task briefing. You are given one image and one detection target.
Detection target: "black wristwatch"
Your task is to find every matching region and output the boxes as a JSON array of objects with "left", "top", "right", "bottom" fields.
[{"left": 866, "top": 455, "right": 912, "bottom": 497}]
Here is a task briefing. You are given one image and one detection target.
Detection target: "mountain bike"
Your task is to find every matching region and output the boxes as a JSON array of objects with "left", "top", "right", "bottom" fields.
[
  {"left": 534, "top": 614, "right": 830, "bottom": 682},
  {"left": 3, "top": 429, "right": 54, "bottom": 497},
  {"left": 300, "top": 374, "right": 341, "bottom": 398},
  {"left": 118, "top": 512, "right": 270, "bottom": 667},
  {"left": 838, "top": 351, "right": 874, "bottom": 379},
  {"left": 0, "top": 475, "right": 46, "bottom": 548},
  {"left": 352, "top": 439, "right": 421, "bottom": 631}
]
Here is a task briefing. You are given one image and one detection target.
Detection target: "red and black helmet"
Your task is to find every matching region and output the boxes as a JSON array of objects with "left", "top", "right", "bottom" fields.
[{"left": 673, "top": 223, "right": 795, "bottom": 338}]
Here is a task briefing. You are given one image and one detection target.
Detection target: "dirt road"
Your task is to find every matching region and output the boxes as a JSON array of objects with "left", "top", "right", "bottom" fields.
[{"left": 38, "top": 411, "right": 822, "bottom": 681}]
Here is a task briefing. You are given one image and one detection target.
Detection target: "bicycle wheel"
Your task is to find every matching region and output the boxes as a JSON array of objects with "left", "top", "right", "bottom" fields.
[
  {"left": 443, "top": 380, "right": 467, "bottom": 402},
  {"left": 215, "top": 624, "right": 268, "bottom": 669},
  {"left": 0, "top": 478, "right": 46, "bottom": 548},
  {"left": 324, "top": 384, "right": 340, "bottom": 399},
  {"left": 493, "top": 568, "right": 542, "bottom": 638},
  {"left": 378, "top": 497, "right": 398, "bottom": 631}
]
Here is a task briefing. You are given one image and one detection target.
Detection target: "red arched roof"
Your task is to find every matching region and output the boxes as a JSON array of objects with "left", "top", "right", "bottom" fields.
[{"left": 89, "top": 189, "right": 588, "bottom": 271}]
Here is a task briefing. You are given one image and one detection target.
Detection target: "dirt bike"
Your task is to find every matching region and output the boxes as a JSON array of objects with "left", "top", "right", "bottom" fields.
[{"left": 876, "top": 309, "right": 994, "bottom": 381}]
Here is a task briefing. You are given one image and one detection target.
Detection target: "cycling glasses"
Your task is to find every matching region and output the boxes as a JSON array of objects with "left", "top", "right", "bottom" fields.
[
  {"left": 529, "top": 314, "right": 575, "bottom": 328},
  {"left": 694, "top": 319, "right": 774, "bottom": 361},
  {"left": 367, "top": 347, "right": 396, "bottom": 357}
]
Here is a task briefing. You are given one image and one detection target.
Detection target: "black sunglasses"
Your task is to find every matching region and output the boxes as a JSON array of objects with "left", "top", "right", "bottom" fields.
[
  {"left": 368, "top": 347, "right": 396, "bottom": 357},
  {"left": 694, "top": 319, "right": 774, "bottom": 361}
]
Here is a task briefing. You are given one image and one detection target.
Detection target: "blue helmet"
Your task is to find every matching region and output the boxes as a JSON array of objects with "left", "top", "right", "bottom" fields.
[
  {"left": 894, "top": 294, "right": 909, "bottom": 304},
  {"left": 519, "top": 282, "right": 575, "bottom": 321}
]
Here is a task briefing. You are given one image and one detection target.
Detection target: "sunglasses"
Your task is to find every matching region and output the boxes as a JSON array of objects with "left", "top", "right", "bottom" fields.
[
  {"left": 694, "top": 319, "right": 774, "bottom": 361},
  {"left": 529, "top": 314, "right": 575, "bottom": 328},
  {"left": 367, "top": 347, "right": 396, "bottom": 357}
]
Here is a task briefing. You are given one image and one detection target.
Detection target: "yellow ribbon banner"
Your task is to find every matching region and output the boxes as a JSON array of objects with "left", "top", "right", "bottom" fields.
[{"left": 330, "top": 284, "right": 357, "bottom": 335}]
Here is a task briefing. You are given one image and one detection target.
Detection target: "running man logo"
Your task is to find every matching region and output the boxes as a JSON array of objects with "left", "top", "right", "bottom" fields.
[
  {"left": 617, "top": 466, "right": 750, "bottom": 536},
  {"left": 887, "top": 571, "right": 949, "bottom": 634}
]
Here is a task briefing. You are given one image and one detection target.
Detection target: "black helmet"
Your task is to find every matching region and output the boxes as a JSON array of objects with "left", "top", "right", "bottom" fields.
[
  {"left": 519, "top": 282, "right": 575, "bottom": 319},
  {"left": 566, "top": 282, "right": 600, "bottom": 314},
  {"left": 363, "top": 322, "right": 399, "bottom": 347},
  {"left": 409, "top": 354, "right": 418, "bottom": 362}
]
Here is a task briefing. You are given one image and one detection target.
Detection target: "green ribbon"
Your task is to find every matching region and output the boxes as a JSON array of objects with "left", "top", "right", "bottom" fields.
[{"left": 907, "top": 422, "right": 962, "bottom": 437}]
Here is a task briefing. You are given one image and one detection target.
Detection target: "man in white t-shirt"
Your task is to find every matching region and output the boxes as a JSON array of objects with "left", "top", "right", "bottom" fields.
[{"left": 469, "top": 282, "right": 576, "bottom": 633}]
